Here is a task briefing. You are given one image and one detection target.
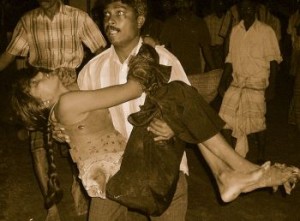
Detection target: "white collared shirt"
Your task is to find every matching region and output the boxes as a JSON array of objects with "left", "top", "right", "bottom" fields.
[{"left": 226, "top": 19, "right": 282, "bottom": 81}]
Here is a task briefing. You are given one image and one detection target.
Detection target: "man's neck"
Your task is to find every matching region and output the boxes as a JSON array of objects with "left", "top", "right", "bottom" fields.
[
  {"left": 114, "top": 37, "right": 140, "bottom": 63},
  {"left": 43, "top": 1, "right": 60, "bottom": 20},
  {"left": 243, "top": 19, "right": 255, "bottom": 31}
]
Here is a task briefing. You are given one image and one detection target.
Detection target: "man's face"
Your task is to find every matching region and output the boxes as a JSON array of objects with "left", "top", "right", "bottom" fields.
[
  {"left": 238, "top": 0, "right": 256, "bottom": 24},
  {"left": 103, "top": 1, "right": 144, "bottom": 47},
  {"left": 215, "top": 0, "right": 226, "bottom": 18},
  {"left": 37, "top": 0, "right": 59, "bottom": 11}
]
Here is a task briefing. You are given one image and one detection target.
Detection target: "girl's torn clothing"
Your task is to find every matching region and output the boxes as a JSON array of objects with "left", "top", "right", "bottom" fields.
[{"left": 49, "top": 109, "right": 127, "bottom": 198}]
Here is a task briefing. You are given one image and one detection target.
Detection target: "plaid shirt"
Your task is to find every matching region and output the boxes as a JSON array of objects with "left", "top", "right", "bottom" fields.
[{"left": 6, "top": 2, "right": 106, "bottom": 69}]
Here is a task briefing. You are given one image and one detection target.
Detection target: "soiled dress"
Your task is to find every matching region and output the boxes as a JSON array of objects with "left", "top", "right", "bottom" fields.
[{"left": 49, "top": 108, "right": 126, "bottom": 198}]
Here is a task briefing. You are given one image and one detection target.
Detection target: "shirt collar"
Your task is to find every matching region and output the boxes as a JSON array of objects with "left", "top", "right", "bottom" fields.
[
  {"left": 110, "top": 38, "right": 143, "bottom": 65},
  {"left": 37, "top": 1, "right": 66, "bottom": 18},
  {"left": 237, "top": 18, "right": 259, "bottom": 31}
]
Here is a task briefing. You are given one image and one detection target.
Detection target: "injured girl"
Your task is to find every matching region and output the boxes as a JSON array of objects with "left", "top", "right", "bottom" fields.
[{"left": 11, "top": 44, "right": 299, "bottom": 216}]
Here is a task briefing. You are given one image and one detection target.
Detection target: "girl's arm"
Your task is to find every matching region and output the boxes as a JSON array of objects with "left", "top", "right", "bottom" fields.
[{"left": 56, "top": 80, "right": 143, "bottom": 123}]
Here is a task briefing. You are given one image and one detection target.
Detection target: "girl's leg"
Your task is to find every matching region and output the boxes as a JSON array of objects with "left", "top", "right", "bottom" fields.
[
  {"left": 197, "top": 133, "right": 298, "bottom": 202},
  {"left": 198, "top": 143, "right": 266, "bottom": 202},
  {"left": 200, "top": 133, "right": 259, "bottom": 172}
]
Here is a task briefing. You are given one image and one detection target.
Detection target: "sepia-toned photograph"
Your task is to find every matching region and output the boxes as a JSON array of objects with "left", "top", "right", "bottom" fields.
[{"left": 0, "top": 0, "right": 299, "bottom": 220}]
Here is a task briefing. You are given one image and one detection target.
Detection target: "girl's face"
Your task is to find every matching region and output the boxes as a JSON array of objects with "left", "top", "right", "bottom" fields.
[{"left": 29, "top": 71, "right": 60, "bottom": 105}]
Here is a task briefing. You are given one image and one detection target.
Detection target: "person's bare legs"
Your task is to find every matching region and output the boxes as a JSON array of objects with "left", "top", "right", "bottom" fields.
[
  {"left": 197, "top": 133, "right": 299, "bottom": 202},
  {"left": 200, "top": 133, "right": 259, "bottom": 172},
  {"left": 198, "top": 143, "right": 265, "bottom": 202}
]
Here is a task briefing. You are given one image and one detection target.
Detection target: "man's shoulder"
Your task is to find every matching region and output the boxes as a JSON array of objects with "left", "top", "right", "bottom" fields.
[
  {"left": 255, "top": 20, "right": 275, "bottom": 33},
  {"left": 21, "top": 7, "right": 40, "bottom": 19},
  {"left": 61, "top": 4, "right": 89, "bottom": 17},
  {"left": 155, "top": 46, "right": 178, "bottom": 63},
  {"left": 84, "top": 48, "right": 112, "bottom": 67}
]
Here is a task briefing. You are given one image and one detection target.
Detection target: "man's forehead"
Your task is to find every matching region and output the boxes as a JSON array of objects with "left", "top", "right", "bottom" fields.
[{"left": 104, "top": 1, "right": 132, "bottom": 10}]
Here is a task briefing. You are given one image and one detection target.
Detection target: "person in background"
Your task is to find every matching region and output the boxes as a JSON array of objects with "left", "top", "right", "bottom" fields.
[
  {"left": 263, "top": 0, "right": 282, "bottom": 43},
  {"left": 141, "top": 0, "right": 163, "bottom": 47},
  {"left": 218, "top": 0, "right": 281, "bottom": 162},
  {"left": 159, "top": 0, "right": 216, "bottom": 74},
  {"left": 0, "top": 0, "right": 107, "bottom": 220},
  {"left": 204, "top": 0, "right": 227, "bottom": 69},
  {"left": 219, "top": 0, "right": 270, "bottom": 54},
  {"left": 159, "top": 0, "right": 176, "bottom": 22},
  {"left": 287, "top": 0, "right": 300, "bottom": 134}
]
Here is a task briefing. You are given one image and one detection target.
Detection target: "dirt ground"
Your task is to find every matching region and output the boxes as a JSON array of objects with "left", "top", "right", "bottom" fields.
[{"left": 0, "top": 68, "right": 300, "bottom": 221}]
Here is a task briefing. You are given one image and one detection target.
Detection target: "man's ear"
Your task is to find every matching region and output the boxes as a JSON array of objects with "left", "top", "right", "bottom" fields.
[{"left": 137, "top": 16, "right": 145, "bottom": 28}]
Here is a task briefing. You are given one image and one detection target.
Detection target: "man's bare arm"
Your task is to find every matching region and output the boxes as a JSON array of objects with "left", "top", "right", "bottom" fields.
[{"left": 0, "top": 52, "right": 16, "bottom": 71}]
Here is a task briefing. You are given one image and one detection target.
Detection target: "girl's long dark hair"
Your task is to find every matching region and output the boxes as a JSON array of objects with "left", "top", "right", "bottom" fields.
[
  {"left": 11, "top": 66, "right": 63, "bottom": 209},
  {"left": 11, "top": 66, "right": 51, "bottom": 129}
]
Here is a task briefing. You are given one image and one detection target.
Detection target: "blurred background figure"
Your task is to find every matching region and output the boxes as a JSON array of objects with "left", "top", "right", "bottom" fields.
[
  {"left": 287, "top": 0, "right": 300, "bottom": 134},
  {"left": 204, "top": 0, "right": 227, "bottom": 69},
  {"left": 159, "top": 0, "right": 215, "bottom": 74},
  {"left": 218, "top": 0, "right": 282, "bottom": 162}
]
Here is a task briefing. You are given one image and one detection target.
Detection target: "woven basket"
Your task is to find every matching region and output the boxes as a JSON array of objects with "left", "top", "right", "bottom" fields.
[{"left": 187, "top": 69, "right": 223, "bottom": 103}]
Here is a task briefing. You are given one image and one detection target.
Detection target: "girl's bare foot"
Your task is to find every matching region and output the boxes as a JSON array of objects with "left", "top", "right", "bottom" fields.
[
  {"left": 216, "top": 162, "right": 299, "bottom": 202},
  {"left": 243, "top": 162, "right": 297, "bottom": 194},
  {"left": 216, "top": 164, "right": 267, "bottom": 202}
]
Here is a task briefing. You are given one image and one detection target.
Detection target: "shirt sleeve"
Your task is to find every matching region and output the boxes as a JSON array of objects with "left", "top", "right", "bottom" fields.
[
  {"left": 225, "top": 27, "right": 235, "bottom": 64},
  {"left": 6, "top": 18, "right": 29, "bottom": 57},
  {"left": 218, "top": 10, "right": 232, "bottom": 38},
  {"left": 77, "top": 60, "right": 98, "bottom": 90},
  {"left": 263, "top": 26, "right": 282, "bottom": 63},
  {"left": 80, "top": 13, "right": 107, "bottom": 53}
]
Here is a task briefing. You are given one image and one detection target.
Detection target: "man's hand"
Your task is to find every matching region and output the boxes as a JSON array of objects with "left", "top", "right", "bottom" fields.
[
  {"left": 143, "top": 35, "right": 158, "bottom": 48},
  {"left": 218, "top": 63, "right": 233, "bottom": 97},
  {"left": 147, "top": 118, "right": 174, "bottom": 141},
  {"left": 51, "top": 122, "right": 70, "bottom": 143}
]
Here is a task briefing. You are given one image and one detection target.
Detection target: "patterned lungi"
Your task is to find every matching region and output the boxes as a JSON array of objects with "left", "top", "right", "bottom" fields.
[{"left": 219, "top": 75, "right": 268, "bottom": 157}]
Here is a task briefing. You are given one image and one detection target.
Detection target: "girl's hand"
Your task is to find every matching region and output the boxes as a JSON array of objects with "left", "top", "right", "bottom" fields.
[
  {"left": 51, "top": 122, "right": 70, "bottom": 143},
  {"left": 147, "top": 118, "right": 174, "bottom": 141}
]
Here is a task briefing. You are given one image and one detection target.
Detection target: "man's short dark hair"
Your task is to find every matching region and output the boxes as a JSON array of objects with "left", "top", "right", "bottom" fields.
[{"left": 103, "top": 0, "right": 147, "bottom": 17}]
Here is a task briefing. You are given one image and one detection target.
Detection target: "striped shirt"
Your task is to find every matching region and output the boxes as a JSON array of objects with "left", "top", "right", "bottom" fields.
[{"left": 6, "top": 2, "right": 106, "bottom": 69}]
